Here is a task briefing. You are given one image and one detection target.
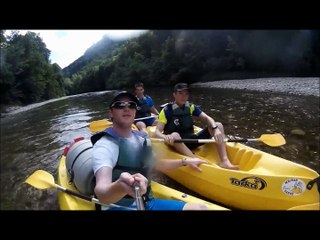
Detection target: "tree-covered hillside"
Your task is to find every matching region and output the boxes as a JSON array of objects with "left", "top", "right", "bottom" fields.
[{"left": 64, "top": 30, "right": 320, "bottom": 95}]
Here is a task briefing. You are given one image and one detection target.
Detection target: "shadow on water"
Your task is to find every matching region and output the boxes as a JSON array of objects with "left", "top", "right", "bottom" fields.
[{"left": 1, "top": 87, "right": 319, "bottom": 210}]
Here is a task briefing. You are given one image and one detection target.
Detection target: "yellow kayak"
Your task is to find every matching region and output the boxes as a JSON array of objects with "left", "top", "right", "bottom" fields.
[
  {"left": 147, "top": 126, "right": 320, "bottom": 210},
  {"left": 57, "top": 142, "right": 229, "bottom": 210},
  {"left": 287, "top": 202, "right": 319, "bottom": 210}
]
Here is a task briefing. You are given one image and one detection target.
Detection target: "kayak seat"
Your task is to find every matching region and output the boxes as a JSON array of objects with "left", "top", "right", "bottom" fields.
[
  {"left": 193, "top": 142, "right": 262, "bottom": 171},
  {"left": 240, "top": 152, "right": 262, "bottom": 171},
  {"left": 227, "top": 146, "right": 262, "bottom": 171}
]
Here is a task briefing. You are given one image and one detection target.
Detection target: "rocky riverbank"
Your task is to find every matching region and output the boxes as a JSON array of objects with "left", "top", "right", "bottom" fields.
[{"left": 191, "top": 77, "right": 319, "bottom": 97}]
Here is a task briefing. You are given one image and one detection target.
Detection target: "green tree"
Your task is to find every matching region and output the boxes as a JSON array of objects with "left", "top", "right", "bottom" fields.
[{"left": 1, "top": 31, "right": 65, "bottom": 109}]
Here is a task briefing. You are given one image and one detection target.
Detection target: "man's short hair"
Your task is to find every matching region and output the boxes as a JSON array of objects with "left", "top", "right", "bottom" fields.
[
  {"left": 174, "top": 83, "right": 189, "bottom": 92},
  {"left": 134, "top": 82, "right": 144, "bottom": 88}
]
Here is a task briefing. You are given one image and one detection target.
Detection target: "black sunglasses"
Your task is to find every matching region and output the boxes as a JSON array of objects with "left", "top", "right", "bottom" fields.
[{"left": 111, "top": 101, "right": 137, "bottom": 109}]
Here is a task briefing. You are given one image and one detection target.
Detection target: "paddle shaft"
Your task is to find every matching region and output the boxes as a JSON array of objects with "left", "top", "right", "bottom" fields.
[
  {"left": 56, "top": 184, "right": 136, "bottom": 210},
  {"left": 133, "top": 115, "right": 158, "bottom": 121},
  {"left": 151, "top": 138, "right": 258, "bottom": 143},
  {"left": 89, "top": 115, "right": 158, "bottom": 132},
  {"left": 151, "top": 133, "right": 285, "bottom": 147},
  {"left": 108, "top": 115, "right": 157, "bottom": 123}
]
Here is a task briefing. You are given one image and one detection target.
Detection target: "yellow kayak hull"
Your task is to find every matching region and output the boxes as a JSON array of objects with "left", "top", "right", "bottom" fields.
[
  {"left": 57, "top": 155, "right": 229, "bottom": 210},
  {"left": 287, "top": 202, "right": 320, "bottom": 210},
  {"left": 147, "top": 126, "right": 319, "bottom": 210}
]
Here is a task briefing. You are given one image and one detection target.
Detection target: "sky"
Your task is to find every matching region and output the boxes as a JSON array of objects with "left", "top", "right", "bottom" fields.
[{"left": 6, "top": 30, "right": 147, "bottom": 68}]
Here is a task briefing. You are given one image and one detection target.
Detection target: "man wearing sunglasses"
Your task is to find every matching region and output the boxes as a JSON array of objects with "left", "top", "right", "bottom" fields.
[{"left": 91, "top": 91, "right": 208, "bottom": 210}]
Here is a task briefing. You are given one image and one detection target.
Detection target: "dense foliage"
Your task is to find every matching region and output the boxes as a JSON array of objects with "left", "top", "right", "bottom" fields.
[
  {"left": 1, "top": 30, "right": 65, "bottom": 109},
  {"left": 64, "top": 30, "right": 320, "bottom": 95},
  {"left": 1, "top": 30, "right": 319, "bottom": 111}
]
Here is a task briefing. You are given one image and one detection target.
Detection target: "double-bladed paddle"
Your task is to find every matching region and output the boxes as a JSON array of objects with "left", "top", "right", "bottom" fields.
[
  {"left": 89, "top": 116, "right": 285, "bottom": 147},
  {"left": 151, "top": 133, "right": 286, "bottom": 147}
]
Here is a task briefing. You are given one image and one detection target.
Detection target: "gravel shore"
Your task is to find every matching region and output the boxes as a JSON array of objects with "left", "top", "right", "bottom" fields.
[{"left": 191, "top": 77, "right": 319, "bottom": 97}]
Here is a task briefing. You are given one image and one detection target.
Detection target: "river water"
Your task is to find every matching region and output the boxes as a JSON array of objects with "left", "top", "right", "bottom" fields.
[{"left": 1, "top": 87, "right": 319, "bottom": 210}]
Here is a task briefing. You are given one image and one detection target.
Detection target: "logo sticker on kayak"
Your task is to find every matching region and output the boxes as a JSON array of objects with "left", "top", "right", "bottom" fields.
[
  {"left": 230, "top": 176, "right": 267, "bottom": 190},
  {"left": 282, "top": 178, "right": 306, "bottom": 196}
]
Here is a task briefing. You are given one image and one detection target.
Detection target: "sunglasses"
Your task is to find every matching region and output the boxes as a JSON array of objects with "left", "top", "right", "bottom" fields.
[{"left": 111, "top": 101, "right": 137, "bottom": 109}]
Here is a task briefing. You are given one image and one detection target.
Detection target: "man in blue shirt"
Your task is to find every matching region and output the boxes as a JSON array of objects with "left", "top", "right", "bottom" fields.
[{"left": 134, "top": 82, "right": 159, "bottom": 132}]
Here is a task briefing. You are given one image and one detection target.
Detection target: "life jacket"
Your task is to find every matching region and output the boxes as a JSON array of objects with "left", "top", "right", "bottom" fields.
[
  {"left": 163, "top": 101, "right": 194, "bottom": 138},
  {"left": 135, "top": 95, "right": 151, "bottom": 119},
  {"left": 91, "top": 127, "right": 154, "bottom": 207}
]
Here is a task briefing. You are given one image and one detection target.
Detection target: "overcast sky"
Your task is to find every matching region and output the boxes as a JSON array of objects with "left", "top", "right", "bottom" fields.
[{"left": 6, "top": 30, "right": 147, "bottom": 68}]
